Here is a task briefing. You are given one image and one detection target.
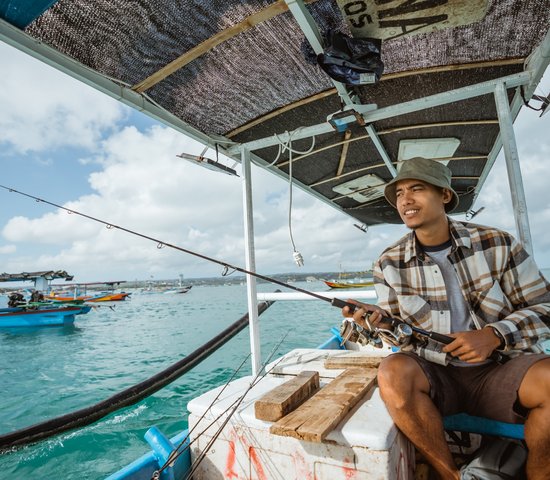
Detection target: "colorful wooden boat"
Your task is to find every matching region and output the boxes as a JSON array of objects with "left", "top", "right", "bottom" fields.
[
  {"left": 46, "top": 291, "right": 131, "bottom": 302},
  {"left": 324, "top": 280, "right": 374, "bottom": 289}
]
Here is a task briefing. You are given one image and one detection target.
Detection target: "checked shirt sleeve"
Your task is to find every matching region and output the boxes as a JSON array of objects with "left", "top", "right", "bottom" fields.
[{"left": 488, "top": 238, "right": 550, "bottom": 352}]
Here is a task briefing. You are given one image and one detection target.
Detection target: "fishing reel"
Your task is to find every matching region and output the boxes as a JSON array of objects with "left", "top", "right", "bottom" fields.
[{"left": 339, "top": 316, "right": 413, "bottom": 348}]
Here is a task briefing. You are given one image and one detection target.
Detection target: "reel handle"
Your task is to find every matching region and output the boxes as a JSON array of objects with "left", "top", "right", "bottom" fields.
[{"left": 332, "top": 298, "right": 508, "bottom": 364}]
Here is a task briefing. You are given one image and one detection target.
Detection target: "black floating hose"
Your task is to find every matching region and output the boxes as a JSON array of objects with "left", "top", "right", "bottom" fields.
[{"left": 0, "top": 299, "right": 275, "bottom": 450}]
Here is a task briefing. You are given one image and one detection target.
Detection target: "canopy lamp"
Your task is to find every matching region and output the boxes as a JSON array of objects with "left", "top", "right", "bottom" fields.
[{"left": 176, "top": 146, "right": 238, "bottom": 176}]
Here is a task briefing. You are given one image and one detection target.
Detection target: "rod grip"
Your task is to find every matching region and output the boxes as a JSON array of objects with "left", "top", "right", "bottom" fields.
[{"left": 331, "top": 298, "right": 357, "bottom": 310}]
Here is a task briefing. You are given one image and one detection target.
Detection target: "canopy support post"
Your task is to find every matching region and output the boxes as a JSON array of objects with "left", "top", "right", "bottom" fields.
[
  {"left": 241, "top": 146, "right": 261, "bottom": 375},
  {"left": 365, "top": 125, "right": 397, "bottom": 177},
  {"left": 494, "top": 82, "right": 533, "bottom": 256}
]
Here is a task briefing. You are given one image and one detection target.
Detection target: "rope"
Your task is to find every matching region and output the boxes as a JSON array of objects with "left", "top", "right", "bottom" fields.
[{"left": 0, "top": 300, "right": 275, "bottom": 450}]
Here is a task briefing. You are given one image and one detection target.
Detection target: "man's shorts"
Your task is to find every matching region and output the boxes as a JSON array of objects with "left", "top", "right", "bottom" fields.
[{"left": 396, "top": 352, "right": 548, "bottom": 423}]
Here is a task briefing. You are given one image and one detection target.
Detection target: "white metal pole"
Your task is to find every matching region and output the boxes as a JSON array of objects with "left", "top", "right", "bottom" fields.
[
  {"left": 241, "top": 146, "right": 261, "bottom": 375},
  {"left": 494, "top": 82, "right": 533, "bottom": 256}
]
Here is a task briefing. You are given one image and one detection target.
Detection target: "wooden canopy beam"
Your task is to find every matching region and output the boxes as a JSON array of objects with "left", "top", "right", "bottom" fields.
[
  {"left": 336, "top": 130, "right": 352, "bottom": 177},
  {"left": 314, "top": 155, "right": 487, "bottom": 190},
  {"left": 132, "top": 0, "right": 318, "bottom": 93}
]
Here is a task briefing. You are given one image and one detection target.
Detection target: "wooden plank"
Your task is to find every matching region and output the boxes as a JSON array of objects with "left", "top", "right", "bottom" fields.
[
  {"left": 270, "top": 368, "right": 377, "bottom": 442},
  {"left": 255, "top": 370, "right": 320, "bottom": 422},
  {"left": 324, "top": 354, "right": 384, "bottom": 370},
  {"left": 336, "top": 130, "right": 352, "bottom": 177},
  {"left": 226, "top": 89, "right": 336, "bottom": 138}
]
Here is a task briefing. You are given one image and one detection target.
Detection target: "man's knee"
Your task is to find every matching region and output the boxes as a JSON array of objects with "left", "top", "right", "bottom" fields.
[
  {"left": 377, "top": 354, "right": 429, "bottom": 403},
  {"left": 519, "top": 358, "right": 550, "bottom": 410}
]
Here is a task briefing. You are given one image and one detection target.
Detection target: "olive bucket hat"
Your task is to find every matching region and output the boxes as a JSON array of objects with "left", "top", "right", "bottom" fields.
[{"left": 384, "top": 157, "right": 459, "bottom": 212}]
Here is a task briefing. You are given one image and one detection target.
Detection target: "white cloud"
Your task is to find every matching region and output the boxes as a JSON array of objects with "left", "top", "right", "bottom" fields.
[
  {"left": 1, "top": 124, "right": 252, "bottom": 279},
  {"left": 0, "top": 43, "right": 126, "bottom": 154},
  {"left": 0, "top": 245, "right": 16, "bottom": 254}
]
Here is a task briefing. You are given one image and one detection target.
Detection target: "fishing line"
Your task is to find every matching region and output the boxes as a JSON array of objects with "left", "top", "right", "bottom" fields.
[
  {"left": 154, "top": 353, "right": 252, "bottom": 477},
  {"left": 0, "top": 184, "right": 350, "bottom": 309},
  {"left": 181, "top": 332, "right": 290, "bottom": 480}
]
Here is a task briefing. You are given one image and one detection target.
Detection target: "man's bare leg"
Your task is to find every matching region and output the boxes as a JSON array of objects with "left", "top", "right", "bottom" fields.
[
  {"left": 377, "top": 355, "right": 459, "bottom": 480},
  {"left": 518, "top": 358, "right": 550, "bottom": 480}
]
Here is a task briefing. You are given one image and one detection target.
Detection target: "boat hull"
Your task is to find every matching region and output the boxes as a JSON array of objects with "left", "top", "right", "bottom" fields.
[
  {"left": 324, "top": 280, "right": 374, "bottom": 289},
  {"left": 0, "top": 306, "right": 92, "bottom": 327},
  {"left": 46, "top": 292, "right": 131, "bottom": 302}
]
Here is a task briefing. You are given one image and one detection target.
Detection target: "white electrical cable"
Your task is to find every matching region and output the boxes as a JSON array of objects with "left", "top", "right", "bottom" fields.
[
  {"left": 251, "top": 127, "right": 316, "bottom": 168},
  {"left": 249, "top": 127, "right": 316, "bottom": 267}
]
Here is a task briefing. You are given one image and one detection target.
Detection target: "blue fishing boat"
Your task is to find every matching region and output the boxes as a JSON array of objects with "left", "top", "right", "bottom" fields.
[
  {"left": 0, "top": 304, "right": 92, "bottom": 328},
  {"left": 0, "top": 271, "right": 92, "bottom": 327},
  {"left": 0, "top": 1, "right": 549, "bottom": 479}
]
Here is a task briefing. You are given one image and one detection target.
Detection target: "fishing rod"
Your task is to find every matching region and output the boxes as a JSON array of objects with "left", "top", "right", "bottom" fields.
[
  {"left": 0, "top": 184, "right": 507, "bottom": 363},
  {"left": 0, "top": 184, "right": 350, "bottom": 309}
]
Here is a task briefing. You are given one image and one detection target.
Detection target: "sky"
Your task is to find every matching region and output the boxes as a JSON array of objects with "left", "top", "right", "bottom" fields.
[{"left": 0, "top": 40, "right": 549, "bottom": 283}]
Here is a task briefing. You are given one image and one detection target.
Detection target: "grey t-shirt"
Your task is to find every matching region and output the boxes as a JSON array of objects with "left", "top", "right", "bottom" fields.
[
  {"left": 423, "top": 240, "right": 488, "bottom": 366},
  {"left": 423, "top": 242, "right": 472, "bottom": 333}
]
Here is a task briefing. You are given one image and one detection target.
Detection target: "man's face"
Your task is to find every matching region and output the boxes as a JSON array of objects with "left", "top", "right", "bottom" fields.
[{"left": 395, "top": 179, "right": 450, "bottom": 230}]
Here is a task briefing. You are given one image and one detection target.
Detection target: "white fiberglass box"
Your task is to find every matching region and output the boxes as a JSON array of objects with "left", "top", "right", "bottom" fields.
[{"left": 187, "top": 349, "right": 414, "bottom": 480}]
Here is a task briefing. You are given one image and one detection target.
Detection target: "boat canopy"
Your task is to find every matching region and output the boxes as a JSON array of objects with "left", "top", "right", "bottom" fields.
[
  {"left": 0, "top": 1, "right": 549, "bottom": 227},
  {"left": 0, "top": 270, "right": 74, "bottom": 283}
]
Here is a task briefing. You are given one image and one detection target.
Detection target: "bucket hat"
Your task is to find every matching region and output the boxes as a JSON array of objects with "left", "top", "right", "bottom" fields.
[{"left": 384, "top": 157, "right": 459, "bottom": 212}]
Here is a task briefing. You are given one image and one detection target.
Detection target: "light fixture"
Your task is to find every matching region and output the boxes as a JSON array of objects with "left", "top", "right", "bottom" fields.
[
  {"left": 397, "top": 138, "right": 460, "bottom": 164},
  {"left": 176, "top": 146, "right": 238, "bottom": 176}
]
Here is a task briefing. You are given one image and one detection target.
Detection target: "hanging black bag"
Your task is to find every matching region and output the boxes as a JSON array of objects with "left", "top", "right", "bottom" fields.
[{"left": 317, "top": 30, "right": 384, "bottom": 86}]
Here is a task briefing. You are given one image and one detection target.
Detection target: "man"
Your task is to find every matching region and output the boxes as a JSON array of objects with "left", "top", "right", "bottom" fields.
[{"left": 342, "top": 157, "right": 550, "bottom": 480}]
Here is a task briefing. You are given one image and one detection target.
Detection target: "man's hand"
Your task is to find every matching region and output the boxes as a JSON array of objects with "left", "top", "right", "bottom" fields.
[
  {"left": 341, "top": 299, "right": 388, "bottom": 330},
  {"left": 442, "top": 328, "right": 501, "bottom": 363}
]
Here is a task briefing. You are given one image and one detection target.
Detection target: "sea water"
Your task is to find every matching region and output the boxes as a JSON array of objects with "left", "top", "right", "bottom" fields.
[{"left": 0, "top": 281, "right": 340, "bottom": 479}]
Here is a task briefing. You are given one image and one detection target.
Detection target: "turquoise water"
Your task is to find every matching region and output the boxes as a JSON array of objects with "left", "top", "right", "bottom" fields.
[{"left": 0, "top": 281, "right": 339, "bottom": 479}]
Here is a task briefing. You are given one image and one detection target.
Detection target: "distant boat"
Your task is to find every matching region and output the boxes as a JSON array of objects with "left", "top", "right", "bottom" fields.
[
  {"left": 162, "top": 286, "right": 192, "bottom": 294},
  {"left": 46, "top": 292, "right": 131, "bottom": 302},
  {"left": 0, "top": 304, "right": 92, "bottom": 327},
  {"left": 324, "top": 279, "right": 374, "bottom": 289},
  {"left": 324, "top": 269, "right": 374, "bottom": 289},
  {"left": 46, "top": 280, "right": 131, "bottom": 302}
]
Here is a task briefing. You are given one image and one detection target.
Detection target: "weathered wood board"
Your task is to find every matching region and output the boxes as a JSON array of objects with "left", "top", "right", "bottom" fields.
[
  {"left": 254, "top": 370, "right": 320, "bottom": 422},
  {"left": 324, "top": 354, "right": 384, "bottom": 370},
  {"left": 270, "top": 367, "right": 377, "bottom": 442}
]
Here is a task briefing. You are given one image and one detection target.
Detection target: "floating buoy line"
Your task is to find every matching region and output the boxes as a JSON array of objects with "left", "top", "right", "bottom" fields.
[{"left": 0, "top": 298, "right": 275, "bottom": 450}]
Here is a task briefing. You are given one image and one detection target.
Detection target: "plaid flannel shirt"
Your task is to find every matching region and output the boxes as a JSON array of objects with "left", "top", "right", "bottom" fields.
[{"left": 374, "top": 218, "right": 550, "bottom": 358}]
